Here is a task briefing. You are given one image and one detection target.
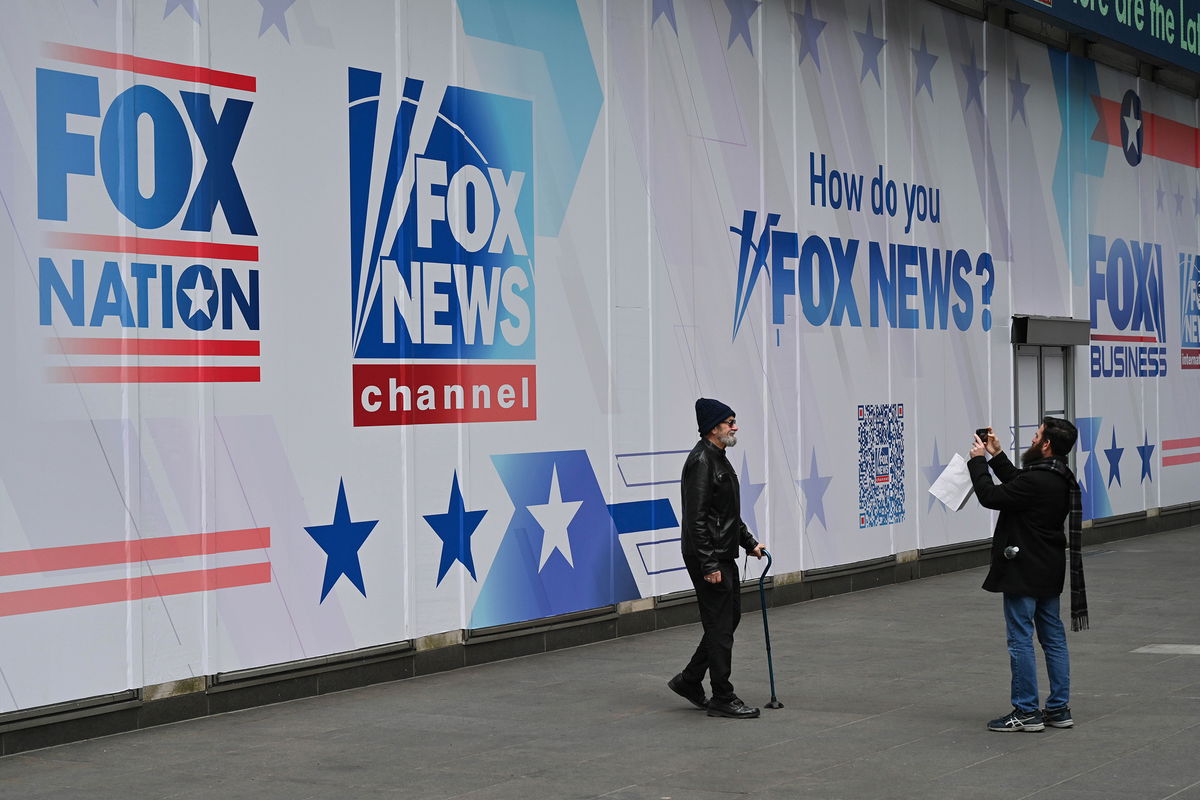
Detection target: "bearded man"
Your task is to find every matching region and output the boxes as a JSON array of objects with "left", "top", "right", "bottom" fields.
[
  {"left": 667, "top": 398, "right": 765, "bottom": 719},
  {"left": 969, "top": 417, "right": 1086, "bottom": 732}
]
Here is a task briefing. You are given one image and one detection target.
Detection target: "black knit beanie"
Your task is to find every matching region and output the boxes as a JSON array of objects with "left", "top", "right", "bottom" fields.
[{"left": 695, "top": 397, "right": 735, "bottom": 435}]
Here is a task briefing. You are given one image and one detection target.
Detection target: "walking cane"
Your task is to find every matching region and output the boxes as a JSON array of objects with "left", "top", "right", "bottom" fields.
[{"left": 757, "top": 548, "right": 784, "bottom": 709}]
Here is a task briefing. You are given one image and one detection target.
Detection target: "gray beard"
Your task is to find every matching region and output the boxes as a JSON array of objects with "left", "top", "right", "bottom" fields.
[{"left": 718, "top": 432, "right": 738, "bottom": 448}]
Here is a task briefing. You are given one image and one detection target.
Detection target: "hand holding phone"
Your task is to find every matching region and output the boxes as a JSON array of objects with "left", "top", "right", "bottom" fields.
[{"left": 969, "top": 429, "right": 988, "bottom": 459}]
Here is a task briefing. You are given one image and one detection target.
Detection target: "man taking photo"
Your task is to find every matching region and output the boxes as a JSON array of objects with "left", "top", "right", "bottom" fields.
[{"left": 968, "top": 417, "right": 1087, "bottom": 733}]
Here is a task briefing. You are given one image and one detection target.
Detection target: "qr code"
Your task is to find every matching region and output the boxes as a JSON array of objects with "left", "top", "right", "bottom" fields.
[{"left": 857, "top": 403, "right": 905, "bottom": 528}]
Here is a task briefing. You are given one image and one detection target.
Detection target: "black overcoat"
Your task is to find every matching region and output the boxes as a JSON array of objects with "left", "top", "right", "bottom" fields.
[{"left": 967, "top": 452, "right": 1071, "bottom": 597}]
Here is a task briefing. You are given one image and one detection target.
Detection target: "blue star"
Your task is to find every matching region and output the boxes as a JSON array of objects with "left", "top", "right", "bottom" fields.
[
  {"left": 1136, "top": 432, "right": 1155, "bottom": 483},
  {"left": 304, "top": 479, "right": 378, "bottom": 602},
  {"left": 961, "top": 47, "right": 987, "bottom": 112},
  {"left": 739, "top": 453, "right": 767, "bottom": 538},
  {"left": 652, "top": 0, "right": 678, "bottom": 33},
  {"left": 1176, "top": 187, "right": 1185, "bottom": 215},
  {"left": 922, "top": 440, "right": 949, "bottom": 513},
  {"left": 1103, "top": 428, "right": 1124, "bottom": 489},
  {"left": 1119, "top": 89, "right": 1143, "bottom": 166},
  {"left": 257, "top": 0, "right": 296, "bottom": 41},
  {"left": 164, "top": 0, "right": 199, "bottom": 23},
  {"left": 912, "top": 28, "right": 938, "bottom": 100},
  {"left": 424, "top": 471, "right": 487, "bottom": 586},
  {"left": 793, "top": 0, "right": 826, "bottom": 70},
  {"left": 1193, "top": 188, "right": 1200, "bottom": 216},
  {"left": 797, "top": 449, "right": 833, "bottom": 530},
  {"left": 725, "top": 0, "right": 761, "bottom": 53},
  {"left": 1010, "top": 62, "right": 1030, "bottom": 124},
  {"left": 854, "top": 8, "right": 885, "bottom": 85}
]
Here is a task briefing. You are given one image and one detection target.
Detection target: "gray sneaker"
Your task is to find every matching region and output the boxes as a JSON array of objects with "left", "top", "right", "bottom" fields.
[
  {"left": 1043, "top": 706, "right": 1074, "bottom": 728},
  {"left": 987, "top": 708, "right": 1045, "bottom": 732}
]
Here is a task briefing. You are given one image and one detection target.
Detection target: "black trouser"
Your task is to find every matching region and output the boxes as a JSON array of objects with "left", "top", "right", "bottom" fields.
[{"left": 681, "top": 558, "right": 741, "bottom": 701}]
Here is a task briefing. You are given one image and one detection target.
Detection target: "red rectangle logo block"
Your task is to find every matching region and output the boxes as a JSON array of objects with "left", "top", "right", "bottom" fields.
[
  {"left": 353, "top": 363, "right": 537, "bottom": 426},
  {"left": 1182, "top": 349, "right": 1200, "bottom": 370}
]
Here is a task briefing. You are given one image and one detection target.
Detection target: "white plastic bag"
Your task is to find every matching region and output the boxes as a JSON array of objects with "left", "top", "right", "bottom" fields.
[{"left": 928, "top": 452, "right": 975, "bottom": 511}]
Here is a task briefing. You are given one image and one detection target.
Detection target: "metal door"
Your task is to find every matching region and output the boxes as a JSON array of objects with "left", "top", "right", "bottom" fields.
[{"left": 1013, "top": 345, "right": 1073, "bottom": 467}]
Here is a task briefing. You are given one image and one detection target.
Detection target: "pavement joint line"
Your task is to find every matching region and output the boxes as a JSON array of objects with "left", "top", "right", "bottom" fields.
[
  {"left": 1132, "top": 644, "right": 1200, "bottom": 655},
  {"left": 933, "top": 749, "right": 1009, "bottom": 781},
  {"left": 1161, "top": 777, "right": 1200, "bottom": 800},
  {"left": 1017, "top": 715, "right": 1200, "bottom": 799},
  {"left": 809, "top": 730, "right": 941, "bottom": 778}
]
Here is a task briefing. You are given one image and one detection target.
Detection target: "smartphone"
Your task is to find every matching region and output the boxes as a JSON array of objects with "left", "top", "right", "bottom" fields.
[{"left": 975, "top": 428, "right": 990, "bottom": 442}]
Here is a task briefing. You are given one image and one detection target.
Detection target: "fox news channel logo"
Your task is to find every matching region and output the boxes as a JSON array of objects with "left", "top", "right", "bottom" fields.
[
  {"left": 35, "top": 44, "right": 261, "bottom": 384},
  {"left": 347, "top": 69, "right": 536, "bottom": 426},
  {"left": 1182, "top": 253, "right": 1200, "bottom": 370},
  {"left": 1088, "top": 234, "right": 1167, "bottom": 378}
]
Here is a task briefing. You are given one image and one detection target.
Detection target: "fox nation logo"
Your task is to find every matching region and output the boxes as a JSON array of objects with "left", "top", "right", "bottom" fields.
[
  {"left": 347, "top": 69, "right": 536, "bottom": 426},
  {"left": 35, "top": 44, "right": 260, "bottom": 384}
]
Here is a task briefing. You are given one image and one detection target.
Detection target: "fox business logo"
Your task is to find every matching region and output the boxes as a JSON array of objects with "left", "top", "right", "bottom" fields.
[
  {"left": 1088, "top": 234, "right": 1167, "bottom": 378},
  {"left": 348, "top": 69, "right": 536, "bottom": 426},
  {"left": 36, "top": 44, "right": 261, "bottom": 384}
]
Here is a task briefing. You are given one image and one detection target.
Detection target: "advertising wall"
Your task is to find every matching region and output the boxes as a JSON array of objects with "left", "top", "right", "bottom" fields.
[{"left": 1, "top": 0, "right": 1197, "bottom": 713}]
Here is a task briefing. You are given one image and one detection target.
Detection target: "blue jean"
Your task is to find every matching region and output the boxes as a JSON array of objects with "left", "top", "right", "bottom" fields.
[{"left": 1003, "top": 593, "right": 1070, "bottom": 713}]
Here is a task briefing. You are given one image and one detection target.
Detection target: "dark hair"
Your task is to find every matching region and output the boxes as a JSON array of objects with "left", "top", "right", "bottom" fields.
[{"left": 1041, "top": 416, "right": 1078, "bottom": 457}]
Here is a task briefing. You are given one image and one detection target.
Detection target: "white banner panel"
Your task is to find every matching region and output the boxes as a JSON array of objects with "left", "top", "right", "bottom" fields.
[{"left": 0, "top": 0, "right": 1197, "bottom": 712}]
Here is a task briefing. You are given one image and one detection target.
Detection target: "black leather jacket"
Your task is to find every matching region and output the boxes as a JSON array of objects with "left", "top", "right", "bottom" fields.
[{"left": 680, "top": 439, "right": 759, "bottom": 575}]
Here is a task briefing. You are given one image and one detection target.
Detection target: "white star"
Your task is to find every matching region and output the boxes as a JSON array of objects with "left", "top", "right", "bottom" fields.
[
  {"left": 182, "top": 274, "right": 214, "bottom": 319},
  {"left": 528, "top": 465, "right": 583, "bottom": 571},
  {"left": 1123, "top": 112, "right": 1141, "bottom": 154}
]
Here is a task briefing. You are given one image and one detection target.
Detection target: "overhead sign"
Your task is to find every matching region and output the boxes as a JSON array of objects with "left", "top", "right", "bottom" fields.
[{"left": 1010, "top": 0, "right": 1200, "bottom": 75}]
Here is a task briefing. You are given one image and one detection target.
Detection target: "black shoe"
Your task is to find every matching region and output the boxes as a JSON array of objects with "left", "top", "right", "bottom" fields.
[
  {"left": 707, "top": 696, "right": 760, "bottom": 719},
  {"left": 987, "top": 708, "right": 1044, "bottom": 732},
  {"left": 1043, "top": 706, "right": 1074, "bottom": 728},
  {"left": 667, "top": 674, "right": 707, "bottom": 710}
]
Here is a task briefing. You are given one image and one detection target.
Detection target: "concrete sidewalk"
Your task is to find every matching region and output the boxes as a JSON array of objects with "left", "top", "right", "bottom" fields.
[{"left": 2, "top": 528, "right": 1198, "bottom": 800}]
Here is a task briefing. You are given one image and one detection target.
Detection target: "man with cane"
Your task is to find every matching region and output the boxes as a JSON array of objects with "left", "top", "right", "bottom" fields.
[
  {"left": 969, "top": 418, "right": 1086, "bottom": 732},
  {"left": 668, "top": 398, "right": 765, "bottom": 719}
]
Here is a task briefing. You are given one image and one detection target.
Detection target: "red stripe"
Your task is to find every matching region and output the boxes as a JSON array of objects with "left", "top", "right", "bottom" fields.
[
  {"left": 1090, "top": 334, "right": 1159, "bottom": 343},
  {"left": 0, "top": 563, "right": 271, "bottom": 617},
  {"left": 1161, "top": 437, "right": 1200, "bottom": 450},
  {"left": 44, "top": 43, "right": 256, "bottom": 92},
  {"left": 48, "top": 366, "right": 260, "bottom": 383},
  {"left": 50, "top": 338, "right": 260, "bottom": 356},
  {"left": 1092, "top": 96, "right": 1200, "bottom": 168},
  {"left": 1162, "top": 452, "right": 1200, "bottom": 467},
  {"left": 46, "top": 233, "right": 258, "bottom": 262},
  {"left": 0, "top": 528, "right": 270, "bottom": 577},
  {"left": 1147, "top": 113, "right": 1200, "bottom": 168}
]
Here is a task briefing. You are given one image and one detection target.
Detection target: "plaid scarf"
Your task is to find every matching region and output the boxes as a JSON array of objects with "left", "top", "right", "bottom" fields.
[{"left": 1029, "top": 458, "right": 1088, "bottom": 631}]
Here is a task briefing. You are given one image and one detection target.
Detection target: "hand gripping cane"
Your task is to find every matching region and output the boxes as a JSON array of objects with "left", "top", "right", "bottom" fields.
[{"left": 757, "top": 549, "right": 784, "bottom": 709}]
